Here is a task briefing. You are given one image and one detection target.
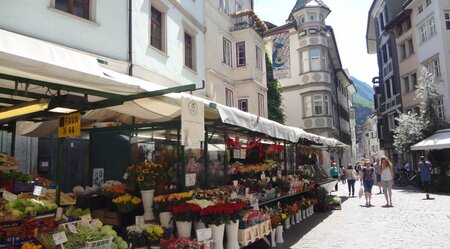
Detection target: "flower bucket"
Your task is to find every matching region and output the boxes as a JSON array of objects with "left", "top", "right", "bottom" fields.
[
  {"left": 194, "top": 221, "right": 206, "bottom": 230},
  {"left": 159, "top": 212, "right": 173, "bottom": 229},
  {"left": 270, "top": 229, "right": 276, "bottom": 247},
  {"left": 141, "top": 189, "right": 155, "bottom": 221},
  {"left": 302, "top": 210, "right": 306, "bottom": 220},
  {"left": 176, "top": 221, "right": 192, "bottom": 238},
  {"left": 209, "top": 223, "right": 225, "bottom": 249},
  {"left": 226, "top": 221, "right": 239, "bottom": 249},
  {"left": 290, "top": 215, "right": 295, "bottom": 226},
  {"left": 275, "top": 225, "right": 284, "bottom": 243},
  {"left": 284, "top": 218, "right": 290, "bottom": 230}
]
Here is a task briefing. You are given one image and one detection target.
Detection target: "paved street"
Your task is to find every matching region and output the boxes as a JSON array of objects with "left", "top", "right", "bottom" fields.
[{"left": 248, "top": 182, "right": 450, "bottom": 249}]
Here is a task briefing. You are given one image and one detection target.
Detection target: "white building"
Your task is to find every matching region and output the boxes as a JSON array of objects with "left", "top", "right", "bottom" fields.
[
  {"left": 204, "top": 0, "right": 268, "bottom": 117},
  {"left": 405, "top": 0, "right": 450, "bottom": 122},
  {"left": 360, "top": 113, "right": 382, "bottom": 160},
  {"left": 264, "top": 0, "right": 357, "bottom": 167}
]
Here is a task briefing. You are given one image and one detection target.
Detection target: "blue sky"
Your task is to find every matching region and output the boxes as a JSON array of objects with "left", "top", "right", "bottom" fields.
[{"left": 254, "top": 0, "right": 377, "bottom": 85}]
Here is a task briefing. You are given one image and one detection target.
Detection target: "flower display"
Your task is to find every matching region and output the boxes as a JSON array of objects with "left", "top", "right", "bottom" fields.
[
  {"left": 200, "top": 202, "right": 247, "bottom": 226},
  {"left": 153, "top": 191, "right": 194, "bottom": 214},
  {"left": 186, "top": 199, "right": 215, "bottom": 209},
  {"left": 126, "top": 162, "right": 163, "bottom": 191},
  {"left": 101, "top": 180, "right": 127, "bottom": 198},
  {"left": 169, "top": 203, "right": 202, "bottom": 222},
  {"left": 146, "top": 224, "right": 164, "bottom": 245},
  {"left": 160, "top": 237, "right": 198, "bottom": 249},
  {"left": 112, "top": 194, "right": 141, "bottom": 213},
  {"left": 126, "top": 224, "right": 149, "bottom": 247}
]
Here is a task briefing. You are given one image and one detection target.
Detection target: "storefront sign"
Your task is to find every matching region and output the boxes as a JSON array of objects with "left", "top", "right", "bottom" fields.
[
  {"left": 181, "top": 97, "right": 204, "bottom": 148},
  {"left": 57, "top": 112, "right": 81, "bottom": 138}
]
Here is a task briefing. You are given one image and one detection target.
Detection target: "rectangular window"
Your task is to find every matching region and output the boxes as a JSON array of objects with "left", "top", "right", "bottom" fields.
[
  {"left": 313, "top": 95, "right": 323, "bottom": 115},
  {"left": 403, "top": 76, "right": 410, "bottom": 92},
  {"left": 419, "top": 16, "right": 437, "bottom": 43},
  {"left": 225, "top": 88, "right": 234, "bottom": 107},
  {"left": 436, "top": 98, "right": 444, "bottom": 118},
  {"left": 385, "top": 78, "right": 393, "bottom": 99},
  {"left": 55, "top": 0, "right": 90, "bottom": 19},
  {"left": 220, "top": 0, "right": 229, "bottom": 15},
  {"left": 301, "top": 50, "right": 309, "bottom": 73},
  {"left": 400, "top": 43, "right": 407, "bottom": 59},
  {"left": 238, "top": 99, "right": 248, "bottom": 112},
  {"left": 184, "top": 32, "right": 194, "bottom": 70},
  {"left": 300, "top": 48, "right": 325, "bottom": 73},
  {"left": 223, "top": 38, "right": 232, "bottom": 67},
  {"left": 310, "top": 48, "right": 320, "bottom": 71},
  {"left": 445, "top": 12, "right": 450, "bottom": 30},
  {"left": 236, "top": 42, "right": 246, "bottom": 67},
  {"left": 151, "top": 7, "right": 163, "bottom": 51},
  {"left": 258, "top": 93, "right": 265, "bottom": 117},
  {"left": 411, "top": 73, "right": 418, "bottom": 89},
  {"left": 324, "top": 95, "right": 330, "bottom": 115},
  {"left": 424, "top": 57, "right": 441, "bottom": 78},
  {"left": 256, "top": 46, "right": 263, "bottom": 70},
  {"left": 381, "top": 44, "right": 388, "bottom": 63},
  {"left": 407, "top": 38, "right": 414, "bottom": 55},
  {"left": 380, "top": 125, "right": 384, "bottom": 139},
  {"left": 304, "top": 96, "right": 312, "bottom": 117},
  {"left": 388, "top": 113, "right": 395, "bottom": 131},
  {"left": 418, "top": 5, "right": 423, "bottom": 14}
]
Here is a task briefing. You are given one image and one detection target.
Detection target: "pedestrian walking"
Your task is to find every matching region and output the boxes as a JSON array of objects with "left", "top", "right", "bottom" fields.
[
  {"left": 330, "top": 162, "right": 339, "bottom": 191},
  {"left": 417, "top": 156, "right": 433, "bottom": 199},
  {"left": 345, "top": 164, "right": 358, "bottom": 197},
  {"left": 380, "top": 156, "right": 394, "bottom": 207},
  {"left": 340, "top": 165, "right": 347, "bottom": 184},
  {"left": 360, "top": 160, "right": 375, "bottom": 207},
  {"left": 373, "top": 158, "right": 383, "bottom": 194}
]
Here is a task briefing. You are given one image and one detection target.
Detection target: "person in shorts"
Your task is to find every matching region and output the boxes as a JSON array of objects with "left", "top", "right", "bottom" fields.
[{"left": 360, "top": 160, "right": 375, "bottom": 206}]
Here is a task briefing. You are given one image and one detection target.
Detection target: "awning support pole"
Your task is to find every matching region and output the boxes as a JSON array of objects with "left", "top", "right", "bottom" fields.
[{"left": 55, "top": 137, "right": 63, "bottom": 206}]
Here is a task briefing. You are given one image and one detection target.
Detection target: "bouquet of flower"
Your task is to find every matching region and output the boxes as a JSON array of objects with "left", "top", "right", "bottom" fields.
[
  {"left": 112, "top": 194, "right": 141, "bottom": 213},
  {"left": 154, "top": 191, "right": 194, "bottom": 214},
  {"left": 200, "top": 202, "right": 246, "bottom": 226},
  {"left": 169, "top": 203, "right": 201, "bottom": 222},
  {"left": 101, "top": 180, "right": 127, "bottom": 198},
  {"left": 146, "top": 224, "right": 164, "bottom": 245},
  {"left": 161, "top": 237, "right": 198, "bottom": 249},
  {"left": 186, "top": 199, "right": 215, "bottom": 209},
  {"left": 125, "top": 162, "right": 163, "bottom": 191},
  {"left": 228, "top": 202, "right": 247, "bottom": 223},
  {"left": 286, "top": 203, "right": 299, "bottom": 215},
  {"left": 270, "top": 213, "right": 282, "bottom": 227},
  {"left": 127, "top": 224, "right": 150, "bottom": 247}
]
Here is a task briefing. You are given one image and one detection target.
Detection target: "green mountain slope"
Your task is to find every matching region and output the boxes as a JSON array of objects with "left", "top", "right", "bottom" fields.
[{"left": 351, "top": 76, "right": 374, "bottom": 127}]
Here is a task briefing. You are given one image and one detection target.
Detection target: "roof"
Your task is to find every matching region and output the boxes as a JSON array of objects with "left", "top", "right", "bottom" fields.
[
  {"left": 411, "top": 129, "right": 450, "bottom": 151},
  {"left": 291, "top": 0, "right": 330, "bottom": 13}
]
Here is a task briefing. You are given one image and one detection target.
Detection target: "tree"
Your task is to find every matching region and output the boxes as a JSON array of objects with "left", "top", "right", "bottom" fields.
[
  {"left": 393, "top": 66, "right": 446, "bottom": 153},
  {"left": 265, "top": 49, "right": 285, "bottom": 124}
]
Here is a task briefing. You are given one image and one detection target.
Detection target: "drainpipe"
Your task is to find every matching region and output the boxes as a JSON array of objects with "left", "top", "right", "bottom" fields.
[{"left": 128, "top": 0, "right": 133, "bottom": 76}]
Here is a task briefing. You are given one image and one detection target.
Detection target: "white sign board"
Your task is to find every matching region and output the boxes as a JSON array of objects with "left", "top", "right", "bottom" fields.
[
  {"left": 52, "top": 231, "right": 68, "bottom": 245},
  {"left": 196, "top": 228, "right": 212, "bottom": 242},
  {"left": 33, "top": 185, "right": 46, "bottom": 197},
  {"left": 2, "top": 190, "right": 17, "bottom": 201},
  {"left": 181, "top": 97, "right": 204, "bottom": 149},
  {"left": 185, "top": 173, "right": 196, "bottom": 187}
]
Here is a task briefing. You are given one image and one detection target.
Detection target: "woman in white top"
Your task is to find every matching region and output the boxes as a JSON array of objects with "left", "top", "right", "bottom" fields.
[
  {"left": 380, "top": 156, "right": 394, "bottom": 207},
  {"left": 345, "top": 164, "right": 359, "bottom": 197}
]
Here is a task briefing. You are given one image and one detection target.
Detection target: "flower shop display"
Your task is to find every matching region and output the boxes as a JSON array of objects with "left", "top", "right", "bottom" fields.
[
  {"left": 126, "top": 162, "right": 164, "bottom": 220},
  {"left": 101, "top": 180, "right": 127, "bottom": 198},
  {"left": 160, "top": 237, "right": 198, "bottom": 249},
  {"left": 154, "top": 191, "right": 194, "bottom": 228},
  {"left": 127, "top": 224, "right": 151, "bottom": 248},
  {"left": 236, "top": 210, "right": 271, "bottom": 247},
  {"left": 146, "top": 224, "right": 165, "bottom": 247},
  {"left": 112, "top": 194, "right": 142, "bottom": 213},
  {"left": 169, "top": 203, "right": 201, "bottom": 238}
]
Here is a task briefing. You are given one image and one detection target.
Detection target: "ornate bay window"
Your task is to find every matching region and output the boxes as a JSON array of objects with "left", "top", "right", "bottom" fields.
[
  {"left": 300, "top": 47, "right": 327, "bottom": 73},
  {"left": 303, "top": 94, "right": 330, "bottom": 117}
]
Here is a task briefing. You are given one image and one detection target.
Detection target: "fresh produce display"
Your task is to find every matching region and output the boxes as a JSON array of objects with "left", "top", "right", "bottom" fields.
[
  {"left": 20, "top": 242, "right": 43, "bottom": 249},
  {"left": 5, "top": 199, "right": 57, "bottom": 217},
  {"left": 0, "top": 152, "right": 18, "bottom": 167},
  {"left": 64, "top": 206, "right": 91, "bottom": 218}
]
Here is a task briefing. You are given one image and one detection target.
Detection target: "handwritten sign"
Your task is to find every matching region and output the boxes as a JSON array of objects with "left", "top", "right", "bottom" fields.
[
  {"left": 55, "top": 207, "right": 63, "bottom": 221},
  {"left": 33, "top": 185, "right": 46, "bottom": 197},
  {"left": 185, "top": 173, "right": 196, "bottom": 187},
  {"left": 57, "top": 112, "right": 81, "bottom": 138},
  {"left": 2, "top": 190, "right": 17, "bottom": 201},
  {"left": 196, "top": 228, "right": 212, "bottom": 241},
  {"left": 67, "top": 223, "right": 78, "bottom": 234},
  {"left": 52, "top": 231, "right": 68, "bottom": 245}
]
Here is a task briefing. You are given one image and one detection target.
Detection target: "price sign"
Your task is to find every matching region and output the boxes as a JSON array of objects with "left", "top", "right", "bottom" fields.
[
  {"left": 55, "top": 207, "right": 63, "bottom": 221},
  {"left": 33, "top": 185, "right": 46, "bottom": 197},
  {"left": 233, "top": 180, "right": 238, "bottom": 187},
  {"left": 57, "top": 112, "right": 81, "bottom": 138},
  {"left": 2, "top": 190, "right": 17, "bottom": 201},
  {"left": 67, "top": 223, "right": 78, "bottom": 234},
  {"left": 196, "top": 228, "right": 212, "bottom": 241},
  {"left": 123, "top": 172, "right": 129, "bottom": 180},
  {"left": 185, "top": 173, "right": 196, "bottom": 187},
  {"left": 52, "top": 231, "right": 68, "bottom": 245}
]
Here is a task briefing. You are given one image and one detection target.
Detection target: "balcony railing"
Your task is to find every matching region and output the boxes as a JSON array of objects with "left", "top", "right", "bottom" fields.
[{"left": 230, "top": 10, "right": 268, "bottom": 35}]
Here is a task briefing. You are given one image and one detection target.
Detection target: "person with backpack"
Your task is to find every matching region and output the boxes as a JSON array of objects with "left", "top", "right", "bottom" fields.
[{"left": 417, "top": 156, "right": 433, "bottom": 199}]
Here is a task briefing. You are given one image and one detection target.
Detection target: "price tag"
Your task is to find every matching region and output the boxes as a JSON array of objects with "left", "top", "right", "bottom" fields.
[
  {"left": 123, "top": 172, "right": 129, "bottom": 180},
  {"left": 196, "top": 228, "right": 212, "bottom": 241},
  {"left": 55, "top": 207, "right": 63, "bottom": 221},
  {"left": 277, "top": 170, "right": 282, "bottom": 177},
  {"left": 233, "top": 149, "right": 240, "bottom": 159},
  {"left": 260, "top": 172, "right": 266, "bottom": 180},
  {"left": 81, "top": 214, "right": 92, "bottom": 221},
  {"left": 230, "top": 192, "right": 237, "bottom": 200},
  {"left": 2, "top": 190, "right": 17, "bottom": 201},
  {"left": 67, "top": 223, "right": 78, "bottom": 234},
  {"left": 52, "top": 231, "right": 68, "bottom": 245},
  {"left": 185, "top": 173, "right": 196, "bottom": 187},
  {"left": 135, "top": 216, "right": 145, "bottom": 225},
  {"left": 233, "top": 180, "right": 238, "bottom": 187},
  {"left": 33, "top": 185, "right": 46, "bottom": 197}
]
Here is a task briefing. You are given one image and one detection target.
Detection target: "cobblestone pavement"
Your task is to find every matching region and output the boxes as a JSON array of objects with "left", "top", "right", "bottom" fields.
[{"left": 248, "top": 182, "right": 450, "bottom": 249}]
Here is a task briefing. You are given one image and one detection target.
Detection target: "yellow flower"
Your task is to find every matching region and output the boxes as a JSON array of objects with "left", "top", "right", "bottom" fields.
[
  {"left": 136, "top": 166, "right": 143, "bottom": 173},
  {"left": 281, "top": 213, "right": 287, "bottom": 220},
  {"left": 137, "top": 176, "right": 144, "bottom": 182},
  {"left": 142, "top": 169, "right": 150, "bottom": 174}
]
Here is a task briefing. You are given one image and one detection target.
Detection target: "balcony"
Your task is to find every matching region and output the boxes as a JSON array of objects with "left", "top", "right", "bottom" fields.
[{"left": 230, "top": 10, "right": 268, "bottom": 36}]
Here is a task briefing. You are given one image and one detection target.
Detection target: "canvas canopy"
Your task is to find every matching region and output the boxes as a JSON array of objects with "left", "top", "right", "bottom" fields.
[{"left": 410, "top": 129, "right": 450, "bottom": 151}]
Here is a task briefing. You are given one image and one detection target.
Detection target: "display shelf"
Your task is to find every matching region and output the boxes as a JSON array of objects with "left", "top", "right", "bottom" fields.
[{"left": 258, "top": 188, "right": 312, "bottom": 207}]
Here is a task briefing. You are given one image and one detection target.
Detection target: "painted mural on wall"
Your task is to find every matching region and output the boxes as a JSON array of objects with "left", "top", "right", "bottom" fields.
[{"left": 272, "top": 31, "right": 291, "bottom": 79}]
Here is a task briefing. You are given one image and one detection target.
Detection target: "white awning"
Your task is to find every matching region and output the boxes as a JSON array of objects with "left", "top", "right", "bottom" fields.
[{"left": 411, "top": 129, "right": 450, "bottom": 151}]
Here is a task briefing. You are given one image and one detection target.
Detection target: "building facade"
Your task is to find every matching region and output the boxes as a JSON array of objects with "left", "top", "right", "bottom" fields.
[
  {"left": 204, "top": 0, "right": 268, "bottom": 117},
  {"left": 264, "top": 0, "right": 357, "bottom": 167},
  {"left": 366, "top": 0, "right": 406, "bottom": 160},
  {"left": 404, "top": 0, "right": 450, "bottom": 121},
  {"left": 360, "top": 113, "right": 382, "bottom": 161}
]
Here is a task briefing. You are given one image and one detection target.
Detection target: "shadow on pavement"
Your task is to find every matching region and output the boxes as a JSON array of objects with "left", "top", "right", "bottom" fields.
[{"left": 243, "top": 210, "right": 333, "bottom": 249}]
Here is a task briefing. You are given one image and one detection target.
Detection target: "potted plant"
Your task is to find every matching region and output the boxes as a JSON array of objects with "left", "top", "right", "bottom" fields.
[{"left": 112, "top": 194, "right": 141, "bottom": 213}]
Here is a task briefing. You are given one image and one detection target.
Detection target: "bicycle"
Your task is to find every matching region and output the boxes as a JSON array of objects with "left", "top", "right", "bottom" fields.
[{"left": 395, "top": 170, "right": 415, "bottom": 186}]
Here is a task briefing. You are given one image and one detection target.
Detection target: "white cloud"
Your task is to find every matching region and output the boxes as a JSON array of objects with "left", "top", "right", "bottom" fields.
[{"left": 254, "top": 0, "right": 378, "bottom": 85}]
